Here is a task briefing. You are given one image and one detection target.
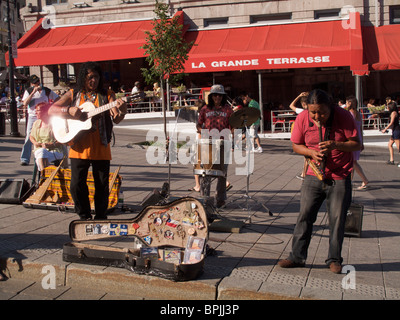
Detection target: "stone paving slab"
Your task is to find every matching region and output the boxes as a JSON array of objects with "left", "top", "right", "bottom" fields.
[{"left": 1, "top": 123, "right": 400, "bottom": 301}]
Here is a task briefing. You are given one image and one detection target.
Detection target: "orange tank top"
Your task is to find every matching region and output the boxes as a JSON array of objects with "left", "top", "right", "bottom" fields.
[{"left": 68, "top": 90, "right": 112, "bottom": 160}]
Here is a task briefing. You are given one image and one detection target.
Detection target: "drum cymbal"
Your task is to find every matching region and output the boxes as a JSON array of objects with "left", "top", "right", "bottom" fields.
[{"left": 229, "top": 107, "right": 260, "bottom": 128}]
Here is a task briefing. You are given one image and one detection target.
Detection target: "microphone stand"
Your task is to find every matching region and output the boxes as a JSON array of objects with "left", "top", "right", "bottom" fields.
[{"left": 228, "top": 120, "right": 273, "bottom": 223}]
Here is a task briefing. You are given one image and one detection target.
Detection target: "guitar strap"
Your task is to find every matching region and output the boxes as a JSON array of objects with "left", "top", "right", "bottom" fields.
[
  {"left": 97, "top": 93, "right": 108, "bottom": 146},
  {"left": 74, "top": 90, "right": 80, "bottom": 108},
  {"left": 320, "top": 106, "right": 335, "bottom": 176}
]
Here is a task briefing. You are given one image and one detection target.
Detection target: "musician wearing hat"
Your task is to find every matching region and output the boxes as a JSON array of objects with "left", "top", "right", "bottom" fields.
[
  {"left": 196, "top": 84, "right": 233, "bottom": 208},
  {"left": 20, "top": 75, "right": 59, "bottom": 166}
]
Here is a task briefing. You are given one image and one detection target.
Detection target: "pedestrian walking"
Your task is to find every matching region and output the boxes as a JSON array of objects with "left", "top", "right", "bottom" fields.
[
  {"left": 242, "top": 92, "right": 262, "bottom": 153},
  {"left": 381, "top": 102, "right": 400, "bottom": 166},
  {"left": 346, "top": 95, "right": 369, "bottom": 189}
]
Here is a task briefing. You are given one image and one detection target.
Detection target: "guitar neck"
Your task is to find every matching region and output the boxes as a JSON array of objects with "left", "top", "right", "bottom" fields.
[
  {"left": 86, "top": 94, "right": 138, "bottom": 118},
  {"left": 87, "top": 99, "right": 121, "bottom": 118}
]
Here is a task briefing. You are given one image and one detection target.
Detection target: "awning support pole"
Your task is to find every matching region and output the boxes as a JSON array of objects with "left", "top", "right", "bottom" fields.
[
  {"left": 258, "top": 72, "right": 264, "bottom": 133},
  {"left": 354, "top": 74, "right": 363, "bottom": 111}
]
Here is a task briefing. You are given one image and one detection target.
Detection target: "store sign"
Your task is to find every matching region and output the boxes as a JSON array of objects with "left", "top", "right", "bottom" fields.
[
  {"left": 11, "top": 30, "right": 18, "bottom": 59},
  {"left": 266, "top": 56, "right": 330, "bottom": 65},
  {"left": 191, "top": 59, "right": 260, "bottom": 69},
  {"left": 187, "top": 55, "right": 334, "bottom": 72}
]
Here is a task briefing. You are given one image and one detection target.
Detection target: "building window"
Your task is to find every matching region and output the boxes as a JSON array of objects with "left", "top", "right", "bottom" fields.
[
  {"left": 46, "top": 0, "right": 68, "bottom": 5},
  {"left": 250, "top": 13, "right": 292, "bottom": 24},
  {"left": 1, "top": 4, "right": 15, "bottom": 24},
  {"left": 314, "top": 9, "right": 341, "bottom": 20},
  {"left": 10, "top": 9, "right": 15, "bottom": 24},
  {"left": 55, "top": 64, "right": 76, "bottom": 86},
  {"left": 16, "top": 2, "right": 21, "bottom": 20},
  {"left": 390, "top": 6, "right": 400, "bottom": 24},
  {"left": 204, "top": 17, "right": 229, "bottom": 28}
]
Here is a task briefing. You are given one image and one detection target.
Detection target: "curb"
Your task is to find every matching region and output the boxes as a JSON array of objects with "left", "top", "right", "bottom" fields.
[
  {"left": 2, "top": 254, "right": 305, "bottom": 300},
  {"left": 1, "top": 255, "right": 218, "bottom": 300}
]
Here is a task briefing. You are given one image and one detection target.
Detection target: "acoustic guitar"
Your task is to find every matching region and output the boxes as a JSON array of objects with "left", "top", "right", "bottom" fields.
[{"left": 51, "top": 93, "right": 140, "bottom": 144}]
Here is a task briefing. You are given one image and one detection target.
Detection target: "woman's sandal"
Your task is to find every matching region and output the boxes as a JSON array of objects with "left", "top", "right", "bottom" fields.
[{"left": 356, "top": 183, "right": 369, "bottom": 190}]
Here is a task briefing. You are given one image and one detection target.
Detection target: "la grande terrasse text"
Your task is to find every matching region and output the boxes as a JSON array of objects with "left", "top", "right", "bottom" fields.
[{"left": 191, "top": 55, "right": 331, "bottom": 69}]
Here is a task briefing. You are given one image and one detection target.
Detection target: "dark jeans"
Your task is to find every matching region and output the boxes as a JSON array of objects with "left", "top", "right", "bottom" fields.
[
  {"left": 288, "top": 174, "right": 352, "bottom": 265},
  {"left": 200, "top": 164, "right": 228, "bottom": 205},
  {"left": 70, "top": 158, "right": 110, "bottom": 220}
]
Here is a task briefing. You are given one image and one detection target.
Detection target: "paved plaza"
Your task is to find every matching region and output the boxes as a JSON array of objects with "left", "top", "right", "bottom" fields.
[{"left": 0, "top": 119, "right": 399, "bottom": 301}]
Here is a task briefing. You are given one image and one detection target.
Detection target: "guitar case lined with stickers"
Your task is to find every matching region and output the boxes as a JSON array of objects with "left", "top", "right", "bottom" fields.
[{"left": 63, "top": 197, "right": 209, "bottom": 281}]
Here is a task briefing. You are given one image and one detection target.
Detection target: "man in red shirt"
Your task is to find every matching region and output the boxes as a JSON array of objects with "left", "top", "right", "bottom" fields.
[
  {"left": 197, "top": 84, "right": 233, "bottom": 208},
  {"left": 278, "top": 89, "right": 361, "bottom": 273}
]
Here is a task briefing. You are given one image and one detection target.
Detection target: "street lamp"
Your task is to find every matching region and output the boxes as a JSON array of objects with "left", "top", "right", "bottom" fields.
[{"left": 6, "top": 0, "right": 20, "bottom": 137}]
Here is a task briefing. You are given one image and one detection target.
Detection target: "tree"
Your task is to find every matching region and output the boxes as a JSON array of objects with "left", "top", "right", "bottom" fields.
[
  {"left": 141, "top": 0, "right": 193, "bottom": 194},
  {"left": 141, "top": 0, "right": 193, "bottom": 128}
]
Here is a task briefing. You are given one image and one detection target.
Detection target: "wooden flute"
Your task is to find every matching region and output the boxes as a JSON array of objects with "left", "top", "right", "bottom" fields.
[
  {"left": 316, "top": 120, "right": 326, "bottom": 175},
  {"left": 306, "top": 157, "right": 325, "bottom": 181},
  {"left": 305, "top": 120, "right": 325, "bottom": 181}
]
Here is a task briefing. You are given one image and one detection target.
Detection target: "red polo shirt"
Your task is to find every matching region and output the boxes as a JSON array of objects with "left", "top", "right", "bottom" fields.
[{"left": 291, "top": 105, "right": 358, "bottom": 180}]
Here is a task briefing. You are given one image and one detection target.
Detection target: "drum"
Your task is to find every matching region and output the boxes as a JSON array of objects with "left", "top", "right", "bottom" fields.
[{"left": 194, "top": 139, "right": 225, "bottom": 177}]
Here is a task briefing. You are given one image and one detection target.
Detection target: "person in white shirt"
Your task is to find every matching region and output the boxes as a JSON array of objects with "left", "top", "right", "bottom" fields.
[
  {"left": 20, "top": 75, "right": 59, "bottom": 166},
  {"left": 131, "top": 81, "right": 140, "bottom": 94},
  {"left": 131, "top": 81, "right": 145, "bottom": 103}
]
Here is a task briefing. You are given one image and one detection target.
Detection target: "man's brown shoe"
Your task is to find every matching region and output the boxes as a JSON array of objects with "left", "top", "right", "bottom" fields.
[
  {"left": 329, "top": 262, "right": 342, "bottom": 274},
  {"left": 278, "top": 259, "right": 305, "bottom": 268}
]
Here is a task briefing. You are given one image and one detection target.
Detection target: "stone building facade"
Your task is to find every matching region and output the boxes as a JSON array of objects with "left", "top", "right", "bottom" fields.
[
  {"left": 6, "top": 0, "right": 400, "bottom": 118},
  {"left": 0, "top": 0, "right": 25, "bottom": 71}
]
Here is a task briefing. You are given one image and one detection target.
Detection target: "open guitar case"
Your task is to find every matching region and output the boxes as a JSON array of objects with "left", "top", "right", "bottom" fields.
[{"left": 63, "top": 197, "right": 209, "bottom": 281}]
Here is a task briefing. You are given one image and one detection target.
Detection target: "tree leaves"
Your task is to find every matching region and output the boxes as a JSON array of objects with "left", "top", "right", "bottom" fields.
[{"left": 141, "top": 0, "right": 193, "bottom": 85}]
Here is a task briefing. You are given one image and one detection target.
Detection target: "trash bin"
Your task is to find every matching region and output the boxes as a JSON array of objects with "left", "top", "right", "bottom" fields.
[{"left": 0, "top": 111, "right": 5, "bottom": 135}]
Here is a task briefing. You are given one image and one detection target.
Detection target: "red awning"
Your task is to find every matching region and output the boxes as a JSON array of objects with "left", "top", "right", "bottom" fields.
[
  {"left": 12, "top": 19, "right": 150, "bottom": 66},
  {"left": 362, "top": 24, "right": 400, "bottom": 71},
  {"left": 10, "top": 11, "right": 185, "bottom": 67},
  {"left": 184, "top": 12, "right": 368, "bottom": 75}
]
